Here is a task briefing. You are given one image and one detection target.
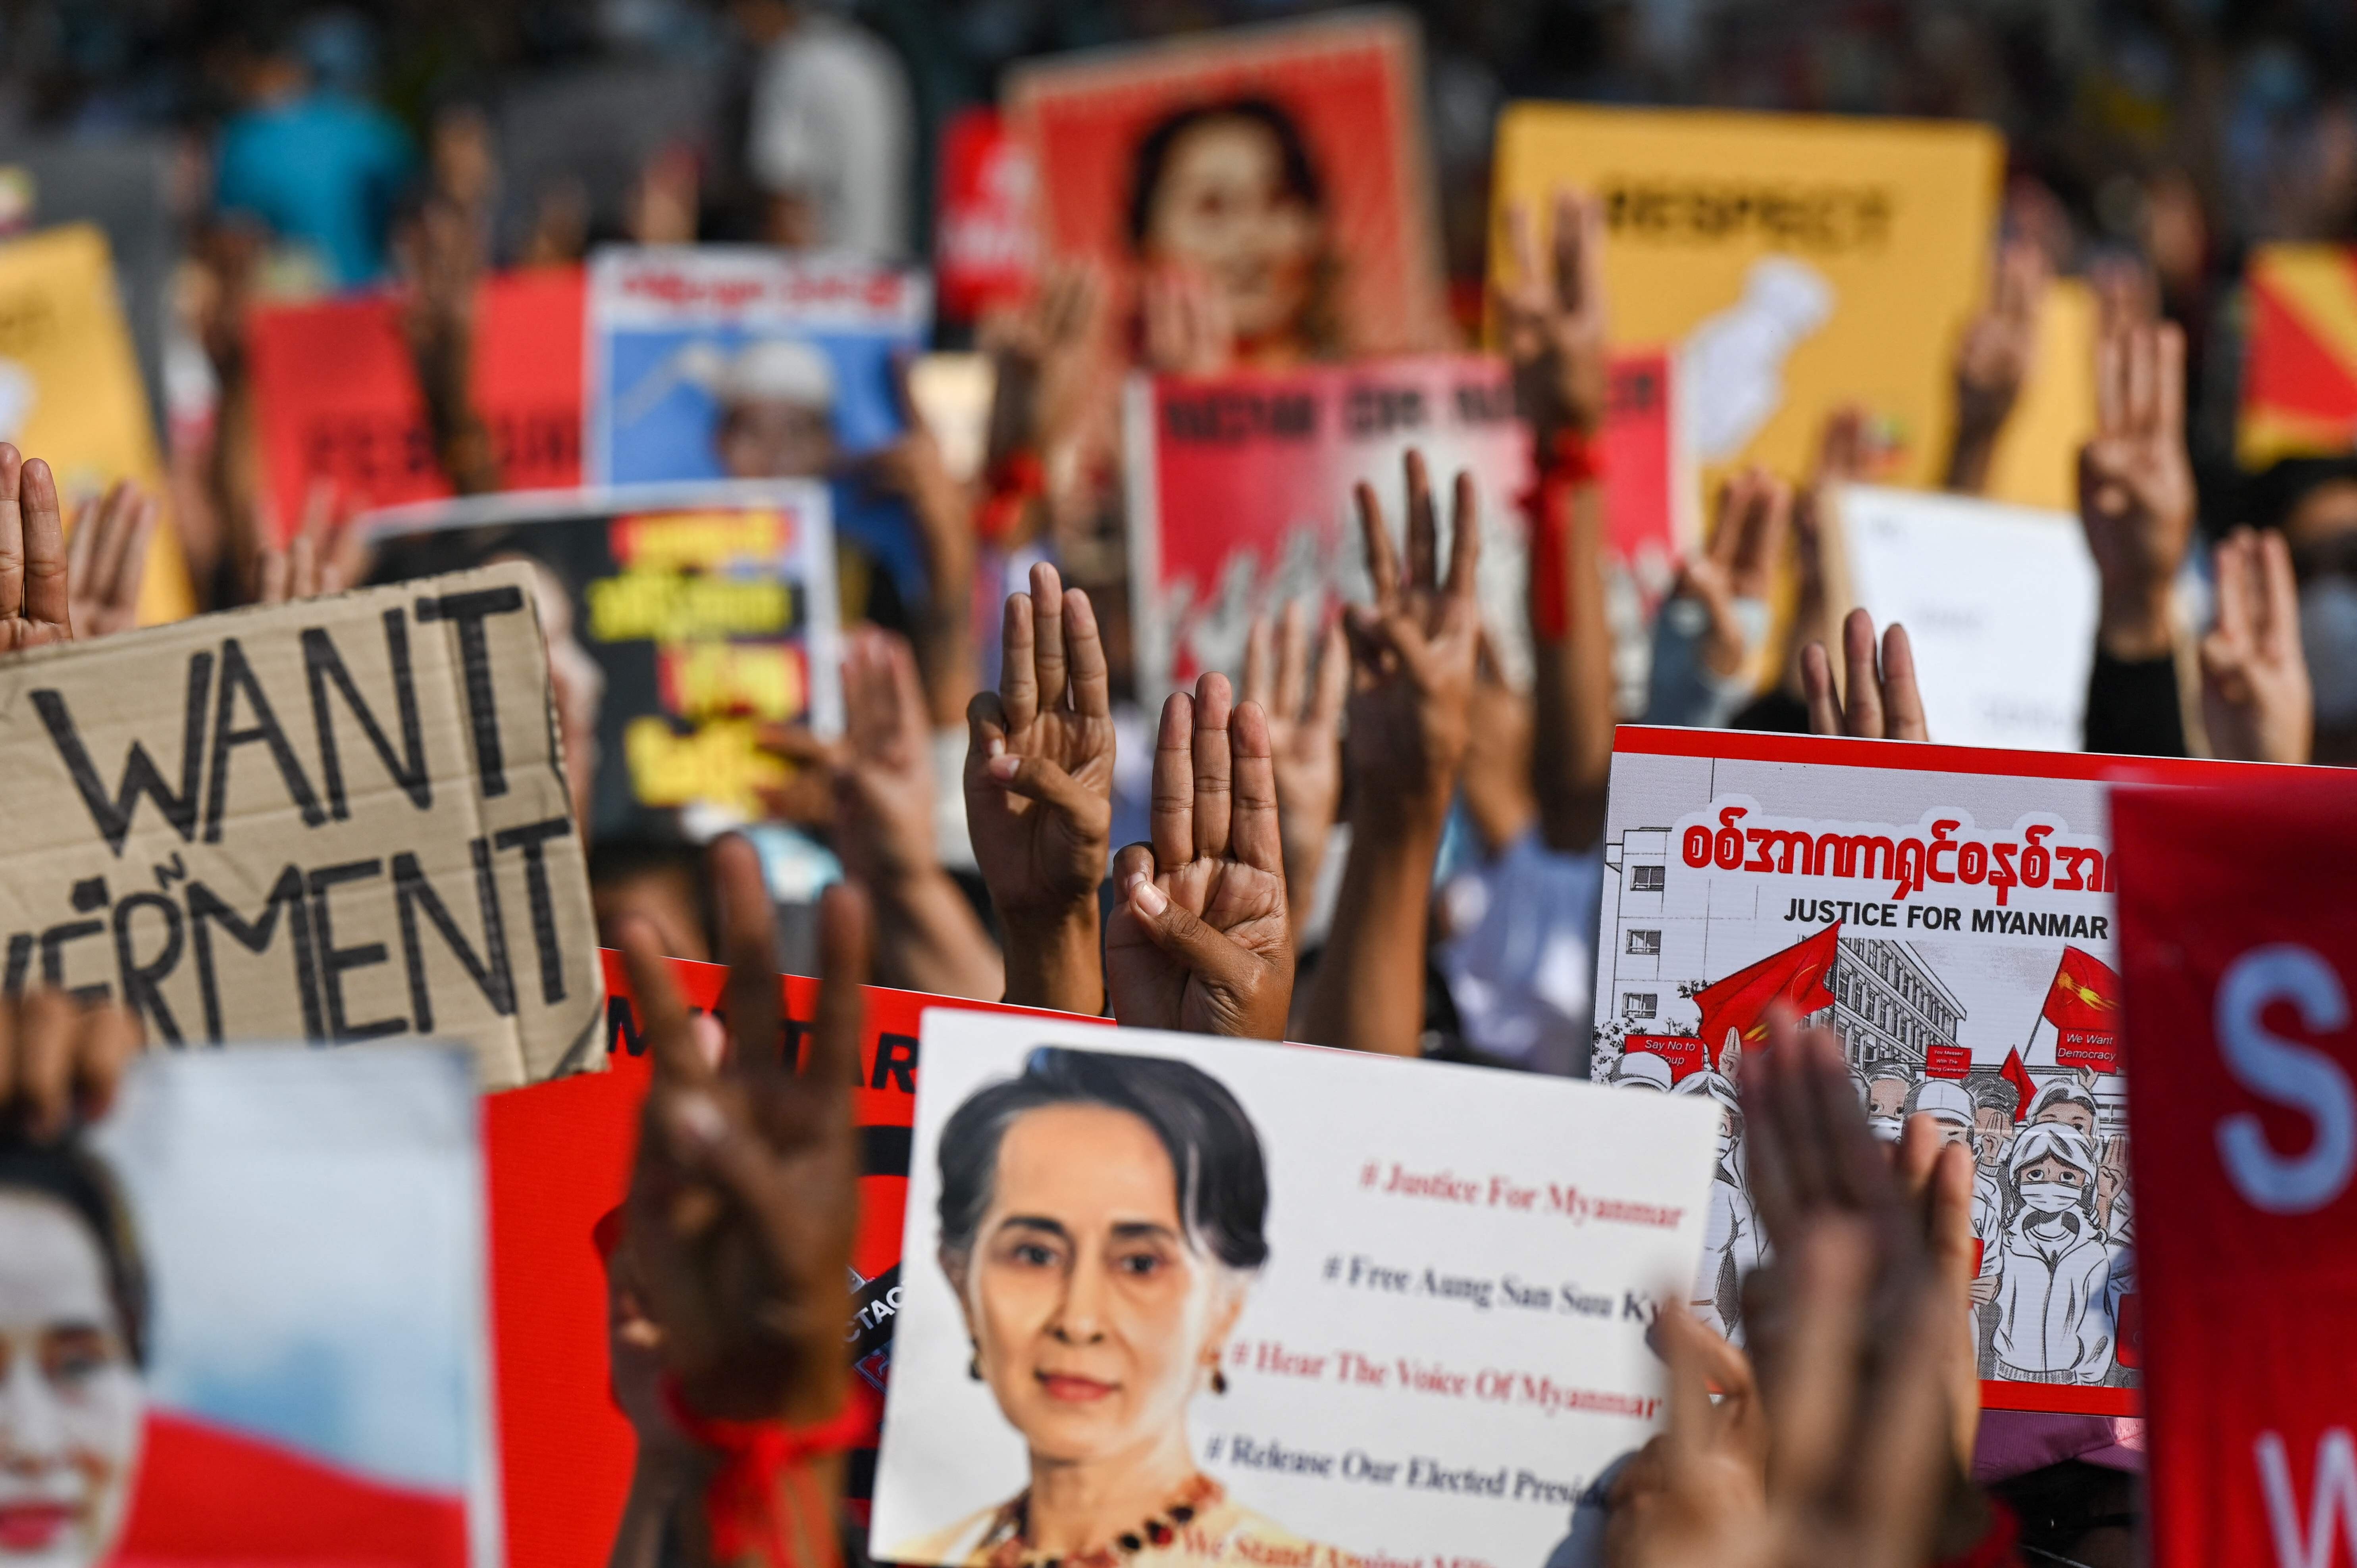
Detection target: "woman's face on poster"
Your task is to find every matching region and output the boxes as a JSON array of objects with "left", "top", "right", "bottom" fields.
[
  {"left": 952, "top": 1104, "right": 1241, "bottom": 1466},
  {"left": 1144, "top": 116, "right": 1323, "bottom": 344},
  {"left": 0, "top": 1194, "right": 142, "bottom": 1568}
]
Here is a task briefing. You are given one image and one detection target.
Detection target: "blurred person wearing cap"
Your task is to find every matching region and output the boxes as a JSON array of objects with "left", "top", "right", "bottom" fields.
[
  {"left": 1673, "top": 1068, "right": 1757, "bottom": 1341},
  {"left": 1988, "top": 1124, "right": 2115, "bottom": 1387},
  {"left": 1864, "top": 1062, "right": 1913, "bottom": 1142},
  {"left": 735, "top": 0, "right": 914, "bottom": 258},
  {"left": 710, "top": 337, "right": 840, "bottom": 480}
]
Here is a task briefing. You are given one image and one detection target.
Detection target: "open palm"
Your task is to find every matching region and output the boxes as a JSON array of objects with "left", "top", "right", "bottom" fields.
[{"left": 0, "top": 447, "right": 75, "bottom": 654}]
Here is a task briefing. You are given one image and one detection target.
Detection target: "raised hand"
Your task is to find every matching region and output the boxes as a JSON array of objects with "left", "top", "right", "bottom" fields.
[
  {"left": 2199, "top": 526, "right": 2313, "bottom": 764},
  {"left": 0, "top": 985, "right": 142, "bottom": 1143},
  {"left": 965, "top": 561, "right": 1116, "bottom": 1013},
  {"left": 1802, "top": 608, "right": 1928, "bottom": 741},
  {"left": 766, "top": 630, "right": 1004, "bottom": 1000},
  {"left": 2079, "top": 317, "right": 2194, "bottom": 661},
  {"left": 1675, "top": 468, "right": 1789, "bottom": 680},
  {"left": 1498, "top": 187, "right": 1610, "bottom": 445},
  {"left": 984, "top": 260, "right": 1108, "bottom": 475},
  {"left": 1605, "top": 1303, "right": 1768, "bottom": 1568},
  {"left": 1140, "top": 263, "right": 1235, "bottom": 377},
  {"left": 1105, "top": 673, "right": 1292, "bottom": 1039},
  {"left": 1945, "top": 237, "right": 2049, "bottom": 494},
  {"left": 1342, "top": 450, "right": 1483, "bottom": 824},
  {"left": 867, "top": 359, "right": 981, "bottom": 726},
  {"left": 64, "top": 479, "right": 158, "bottom": 641},
  {"left": 1242, "top": 600, "right": 1348, "bottom": 938},
  {"left": 255, "top": 479, "right": 371, "bottom": 605},
  {"left": 618, "top": 835, "right": 867, "bottom": 1425},
  {"left": 0, "top": 446, "right": 75, "bottom": 654}
]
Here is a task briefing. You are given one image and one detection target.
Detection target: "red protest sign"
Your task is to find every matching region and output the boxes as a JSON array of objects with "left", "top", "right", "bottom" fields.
[
  {"left": 934, "top": 107, "right": 1036, "bottom": 322},
  {"left": 2117, "top": 776, "right": 2357, "bottom": 1568},
  {"left": 485, "top": 953, "right": 1100, "bottom": 1568},
  {"left": 1623, "top": 1033, "right": 1706, "bottom": 1081},
  {"left": 247, "top": 266, "right": 584, "bottom": 538},
  {"left": 1926, "top": 1043, "right": 1972, "bottom": 1079}
]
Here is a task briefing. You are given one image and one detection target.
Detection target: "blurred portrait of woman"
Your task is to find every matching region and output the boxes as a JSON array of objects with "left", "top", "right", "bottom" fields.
[
  {"left": 0, "top": 1143, "right": 147, "bottom": 1568},
  {"left": 899, "top": 1047, "right": 1346, "bottom": 1568},
  {"left": 1127, "top": 98, "right": 1340, "bottom": 364}
]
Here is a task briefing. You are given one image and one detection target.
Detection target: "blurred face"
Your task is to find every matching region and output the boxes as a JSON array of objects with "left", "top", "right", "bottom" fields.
[
  {"left": 0, "top": 1195, "right": 142, "bottom": 1568},
  {"left": 948, "top": 1105, "right": 1242, "bottom": 1468},
  {"left": 1144, "top": 117, "right": 1322, "bottom": 344},
  {"left": 2035, "top": 1099, "right": 2096, "bottom": 1138},
  {"left": 1927, "top": 1116, "right": 1972, "bottom": 1149},
  {"left": 718, "top": 398, "right": 835, "bottom": 480},
  {"left": 1973, "top": 1108, "right": 2012, "bottom": 1168},
  {"left": 1866, "top": 1077, "right": 1908, "bottom": 1118}
]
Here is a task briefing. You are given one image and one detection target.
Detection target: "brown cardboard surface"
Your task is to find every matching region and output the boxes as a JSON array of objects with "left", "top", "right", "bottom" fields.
[{"left": 0, "top": 562, "right": 604, "bottom": 1088}]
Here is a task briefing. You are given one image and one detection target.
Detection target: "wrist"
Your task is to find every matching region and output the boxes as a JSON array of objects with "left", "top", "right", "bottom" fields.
[
  {"left": 2097, "top": 583, "right": 2175, "bottom": 662},
  {"left": 1000, "top": 898, "right": 1104, "bottom": 1014}
]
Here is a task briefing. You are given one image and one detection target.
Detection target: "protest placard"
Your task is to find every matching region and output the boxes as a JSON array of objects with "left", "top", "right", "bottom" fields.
[
  {"left": 0, "top": 562, "right": 601, "bottom": 1088},
  {"left": 1489, "top": 105, "right": 2002, "bottom": 497},
  {"left": 19, "top": 1046, "right": 495, "bottom": 1567},
  {"left": 485, "top": 951, "right": 1105, "bottom": 1566},
  {"left": 2238, "top": 243, "right": 2357, "bottom": 466},
  {"left": 1589, "top": 727, "right": 2329, "bottom": 1416},
  {"left": 1827, "top": 483, "right": 2099, "bottom": 752},
  {"left": 1006, "top": 8, "right": 1450, "bottom": 359},
  {"left": 870, "top": 1010, "right": 1718, "bottom": 1566},
  {"left": 0, "top": 222, "right": 194, "bottom": 623},
  {"left": 935, "top": 107, "right": 1038, "bottom": 324},
  {"left": 2115, "top": 775, "right": 2357, "bottom": 1568},
  {"left": 246, "top": 265, "right": 587, "bottom": 535},
  {"left": 1124, "top": 351, "right": 1686, "bottom": 699},
  {"left": 365, "top": 480, "right": 843, "bottom": 839},
  {"left": 1981, "top": 276, "right": 2097, "bottom": 512},
  {"left": 585, "top": 246, "right": 929, "bottom": 484}
]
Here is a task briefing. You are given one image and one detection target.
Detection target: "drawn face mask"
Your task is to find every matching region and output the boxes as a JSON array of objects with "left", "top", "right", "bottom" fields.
[
  {"left": 1867, "top": 1114, "right": 1904, "bottom": 1144},
  {"left": 2020, "top": 1181, "right": 2081, "bottom": 1215}
]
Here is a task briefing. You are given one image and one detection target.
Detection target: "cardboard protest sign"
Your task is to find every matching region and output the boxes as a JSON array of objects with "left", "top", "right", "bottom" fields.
[
  {"left": 0, "top": 222, "right": 194, "bottom": 625},
  {"left": 1591, "top": 727, "right": 2323, "bottom": 1416},
  {"left": 872, "top": 1010, "right": 1715, "bottom": 1565},
  {"left": 486, "top": 952, "right": 1103, "bottom": 1567},
  {"left": 1124, "top": 351, "right": 1687, "bottom": 699},
  {"left": 246, "top": 265, "right": 587, "bottom": 537},
  {"left": 2238, "top": 243, "right": 2357, "bottom": 466},
  {"left": 2115, "top": 775, "right": 2357, "bottom": 1568},
  {"left": 935, "top": 107, "right": 1038, "bottom": 324},
  {"left": 31, "top": 1047, "right": 495, "bottom": 1567},
  {"left": 1828, "top": 484, "right": 2099, "bottom": 752},
  {"left": 0, "top": 562, "right": 601, "bottom": 1088},
  {"left": 365, "top": 481, "right": 843, "bottom": 839},
  {"left": 1489, "top": 105, "right": 2002, "bottom": 498},
  {"left": 1006, "top": 8, "right": 1450, "bottom": 359}
]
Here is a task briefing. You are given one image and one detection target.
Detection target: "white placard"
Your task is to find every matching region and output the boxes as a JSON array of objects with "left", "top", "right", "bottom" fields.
[
  {"left": 1836, "top": 484, "right": 2098, "bottom": 753},
  {"left": 871, "top": 1012, "right": 1718, "bottom": 1568}
]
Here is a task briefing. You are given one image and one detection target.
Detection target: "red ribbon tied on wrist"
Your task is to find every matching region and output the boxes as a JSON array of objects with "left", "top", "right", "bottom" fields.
[{"left": 659, "top": 1374, "right": 877, "bottom": 1567}]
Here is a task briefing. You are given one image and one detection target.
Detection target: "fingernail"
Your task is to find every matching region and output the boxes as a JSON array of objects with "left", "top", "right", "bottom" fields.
[
  {"left": 1131, "top": 880, "right": 1167, "bottom": 916},
  {"left": 691, "top": 1012, "right": 726, "bottom": 1070},
  {"left": 986, "top": 736, "right": 1005, "bottom": 760},
  {"left": 668, "top": 1091, "right": 725, "bottom": 1151},
  {"left": 988, "top": 753, "right": 1020, "bottom": 781}
]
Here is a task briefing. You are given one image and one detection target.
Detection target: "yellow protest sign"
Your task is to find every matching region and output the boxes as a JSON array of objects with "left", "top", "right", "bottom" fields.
[
  {"left": 1490, "top": 105, "right": 2003, "bottom": 497},
  {"left": 1983, "top": 278, "right": 2096, "bottom": 513},
  {"left": 0, "top": 223, "right": 193, "bottom": 625}
]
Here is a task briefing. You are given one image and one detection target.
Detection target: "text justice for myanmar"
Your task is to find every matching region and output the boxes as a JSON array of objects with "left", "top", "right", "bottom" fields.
[{"left": 4, "top": 585, "right": 580, "bottom": 1045}]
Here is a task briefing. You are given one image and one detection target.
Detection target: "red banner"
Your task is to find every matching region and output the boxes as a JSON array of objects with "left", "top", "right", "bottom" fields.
[
  {"left": 933, "top": 107, "right": 1036, "bottom": 322},
  {"left": 1926, "top": 1043, "right": 1972, "bottom": 1079},
  {"left": 247, "top": 266, "right": 584, "bottom": 538},
  {"left": 485, "top": 953, "right": 1099, "bottom": 1568},
  {"left": 2055, "top": 1028, "right": 2120, "bottom": 1074},
  {"left": 2117, "top": 775, "right": 2357, "bottom": 1568}
]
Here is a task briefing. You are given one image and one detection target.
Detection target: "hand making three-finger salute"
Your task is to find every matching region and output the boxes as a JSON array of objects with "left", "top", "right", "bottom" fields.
[
  {"left": 965, "top": 561, "right": 1117, "bottom": 1015},
  {"left": 1106, "top": 673, "right": 1294, "bottom": 1040}
]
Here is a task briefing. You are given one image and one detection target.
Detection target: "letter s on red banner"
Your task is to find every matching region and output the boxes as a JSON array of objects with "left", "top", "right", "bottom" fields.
[{"left": 2216, "top": 945, "right": 2356, "bottom": 1215}]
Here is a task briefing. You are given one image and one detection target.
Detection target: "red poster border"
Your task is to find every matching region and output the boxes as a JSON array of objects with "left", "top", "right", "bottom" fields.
[{"left": 1612, "top": 723, "right": 2334, "bottom": 787}]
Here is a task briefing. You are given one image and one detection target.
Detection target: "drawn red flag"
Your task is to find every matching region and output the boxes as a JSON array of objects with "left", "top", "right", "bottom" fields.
[
  {"left": 1694, "top": 923, "right": 1841, "bottom": 1064},
  {"left": 2041, "top": 945, "right": 2121, "bottom": 1071},
  {"left": 2000, "top": 1047, "right": 2037, "bottom": 1124}
]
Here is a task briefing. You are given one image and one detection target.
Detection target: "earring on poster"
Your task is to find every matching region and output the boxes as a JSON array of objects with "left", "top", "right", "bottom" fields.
[
  {"left": 970, "top": 1345, "right": 983, "bottom": 1381},
  {"left": 1211, "top": 1366, "right": 1228, "bottom": 1395}
]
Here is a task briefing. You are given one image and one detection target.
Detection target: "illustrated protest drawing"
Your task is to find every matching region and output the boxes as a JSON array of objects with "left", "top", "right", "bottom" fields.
[
  {"left": 0, "top": 563, "right": 603, "bottom": 1088},
  {"left": 1588, "top": 727, "right": 2324, "bottom": 1414}
]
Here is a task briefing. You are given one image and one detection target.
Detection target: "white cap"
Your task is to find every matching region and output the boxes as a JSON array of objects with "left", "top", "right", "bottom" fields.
[
  {"left": 1673, "top": 1069, "right": 1739, "bottom": 1113},
  {"left": 1908, "top": 1078, "right": 1975, "bottom": 1128},
  {"left": 1613, "top": 1052, "right": 1674, "bottom": 1091},
  {"left": 718, "top": 337, "right": 837, "bottom": 410}
]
